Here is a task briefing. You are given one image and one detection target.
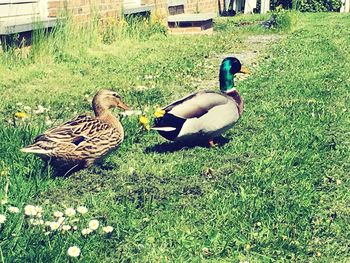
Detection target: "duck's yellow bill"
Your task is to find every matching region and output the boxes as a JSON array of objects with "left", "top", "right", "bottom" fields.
[{"left": 239, "top": 66, "right": 250, "bottom": 74}]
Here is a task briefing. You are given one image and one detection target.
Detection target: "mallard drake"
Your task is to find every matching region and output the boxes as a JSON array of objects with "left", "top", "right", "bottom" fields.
[
  {"left": 152, "top": 57, "right": 249, "bottom": 146},
  {"left": 21, "top": 89, "right": 130, "bottom": 172}
]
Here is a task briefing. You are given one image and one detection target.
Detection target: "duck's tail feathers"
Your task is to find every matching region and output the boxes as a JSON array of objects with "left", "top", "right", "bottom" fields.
[
  {"left": 151, "top": 127, "right": 177, "bottom": 132},
  {"left": 20, "top": 145, "right": 53, "bottom": 155}
]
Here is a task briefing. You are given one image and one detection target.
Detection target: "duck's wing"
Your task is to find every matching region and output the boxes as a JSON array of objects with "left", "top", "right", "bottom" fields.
[
  {"left": 153, "top": 91, "right": 233, "bottom": 141},
  {"left": 38, "top": 114, "right": 110, "bottom": 143},
  {"left": 163, "top": 90, "right": 230, "bottom": 119},
  {"left": 21, "top": 115, "right": 116, "bottom": 157}
]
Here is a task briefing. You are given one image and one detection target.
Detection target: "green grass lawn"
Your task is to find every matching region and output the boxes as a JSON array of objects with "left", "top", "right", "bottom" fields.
[{"left": 0, "top": 12, "right": 349, "bottom": 262}]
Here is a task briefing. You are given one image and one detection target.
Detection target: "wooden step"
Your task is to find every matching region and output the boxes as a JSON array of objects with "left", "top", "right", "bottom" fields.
[{"left": 168, "top": 13, "right": 216, "bottom": 35}]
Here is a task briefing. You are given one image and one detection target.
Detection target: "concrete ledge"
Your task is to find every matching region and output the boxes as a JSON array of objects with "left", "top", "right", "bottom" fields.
[
  {"left": 168, "top": 12, "right": 216, "bottom": 23},
  {"left": 0, "top": 18, "right": 58, "bottom": 35},
  {"left": 124, "top": 4, "right": 155, "bottom": 15}
]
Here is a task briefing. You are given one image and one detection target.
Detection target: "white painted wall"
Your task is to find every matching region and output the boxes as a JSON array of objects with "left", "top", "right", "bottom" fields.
[
  {"left": 340, "top": 0, "right": 350, "bottom": 12},
  {"left": 0, "top": 0, "right": 48, "bottom": 24},
  {"left": 260, "top": 0, "right": 269, "bottom": 14},
  {"left": 244, "top": 0, "right": 256, "bottom": 13}
]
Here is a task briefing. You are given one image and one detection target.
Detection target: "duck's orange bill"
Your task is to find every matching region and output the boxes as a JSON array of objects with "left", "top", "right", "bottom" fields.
[
  {"left": 239, "top": 66, "right": 250, "bottom": 74},
  {"left": 118, "top": 101, "right": 130, "bottom": 111}
]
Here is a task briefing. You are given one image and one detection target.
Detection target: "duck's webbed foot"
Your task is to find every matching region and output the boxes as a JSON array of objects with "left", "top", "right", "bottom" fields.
[{"left": 208, "top": 138, "right": 218, "bottom": 147}]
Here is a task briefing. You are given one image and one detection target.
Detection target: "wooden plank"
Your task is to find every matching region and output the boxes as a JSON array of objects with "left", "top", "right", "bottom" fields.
[
  {"left": 0, "top": 3, "right": 40, "bottom": 17},
  {"left": 0, "top": 0, "right": 38, "bottom": 4}
]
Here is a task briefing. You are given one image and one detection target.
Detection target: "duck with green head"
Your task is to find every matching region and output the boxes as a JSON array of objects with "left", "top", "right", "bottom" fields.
[{"left": 152, "top": 57, "right": 249, "bottom": 146}]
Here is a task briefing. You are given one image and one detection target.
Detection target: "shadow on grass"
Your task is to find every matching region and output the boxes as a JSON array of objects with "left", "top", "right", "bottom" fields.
[{"left": 145, "top": 136, "right": 230, "bottom": 153}]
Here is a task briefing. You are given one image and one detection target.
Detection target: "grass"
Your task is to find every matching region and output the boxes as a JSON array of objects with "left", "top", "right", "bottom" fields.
[{"left": 0, "top": 12, "right": 349, "bottom": 262}]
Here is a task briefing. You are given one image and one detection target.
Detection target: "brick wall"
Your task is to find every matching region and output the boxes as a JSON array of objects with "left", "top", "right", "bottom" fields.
[
  {"left": 185, "top": 0, "right": 217, "bottom": 13},
  {"left": 47, "top": 0, "right": 122, "bottom": 21},
  {"left": 142, "top": 0, "right": 168, "bottom": 17}
]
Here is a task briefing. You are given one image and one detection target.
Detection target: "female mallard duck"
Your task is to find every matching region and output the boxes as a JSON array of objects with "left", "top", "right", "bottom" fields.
[
  {"left": 152, "top": 57, "right": 249, "bottom": 146},
  {"left": 21, "top": 89, "right": 130, "bottom": 172}
]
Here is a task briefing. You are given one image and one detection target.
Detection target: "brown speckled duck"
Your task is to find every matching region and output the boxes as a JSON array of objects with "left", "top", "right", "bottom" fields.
[
  {"left": 21, "top": 89, "right": 129, "bottom": 172},
  {"left": 152, "top": 57, "right": 249, "bottom": 146}
]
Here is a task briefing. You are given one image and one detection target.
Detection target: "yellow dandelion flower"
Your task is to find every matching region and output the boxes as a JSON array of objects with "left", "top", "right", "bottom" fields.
[
  {"left": 139, "top": 115, "right": 150, "bottom": 131},
  {"left": 154, "top": 108, "right": 165, "bottom": 118},
  {"left": 67, "top": 246, "right": 81, "bottom": 257},
  {"left": 139, "top": 115, "right": 149, "bottom": 124},
  {"left": 15, "top": 112, "right": 29, "bottom": 119}
]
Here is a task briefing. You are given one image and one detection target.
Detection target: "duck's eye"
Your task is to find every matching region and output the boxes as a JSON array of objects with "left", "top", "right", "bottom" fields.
[{"left": 113, "top": 93, "right": 120, "bottom": 98}]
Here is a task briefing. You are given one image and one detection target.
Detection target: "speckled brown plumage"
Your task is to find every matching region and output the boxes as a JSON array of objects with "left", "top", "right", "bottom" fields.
[{"left": 21, "top": 89, "right": 129, "bottom": 173}]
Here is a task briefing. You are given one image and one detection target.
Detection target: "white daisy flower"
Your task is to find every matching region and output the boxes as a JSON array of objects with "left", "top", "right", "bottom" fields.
[
  {"left": 67, "top": 246, "right": 81, "bottom": 257},
  {"left": 81, "top": 228, "right": 92, "bottom": 235},
  {"left": 102, "top": 226, "right": 114, "bottom": 233},
  {"left": 53, "top": 211, "right": 64, "bottom": 218},
  {"left": 35, "top": 206, "right": 43, "bottom": 214},
  {"left": 65, "top": 208, "right": 76, "bottom": 217},
  {"left": 76, "top": 206, "right": 88, "bottom": 215},
  {"left": 0, "top": 214, "right": 6, "bottom": 224},
  {"left": 49, "top": 221, "right": 60, "bottom": 231},
  {"left": 24, "top": 205, "right": 37, "bottom": 216},
  {"left": 57, "top": 217, "right": 65, "bottom": 224},
  {"left": 88, "top": 219, "right": 99, "bottom": 230},
  {"left": 8, "top": 206, "right": 20, "bottom": 213},
  {"left": 62, "top": 225, "right": 71, "bottom": 231}
]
